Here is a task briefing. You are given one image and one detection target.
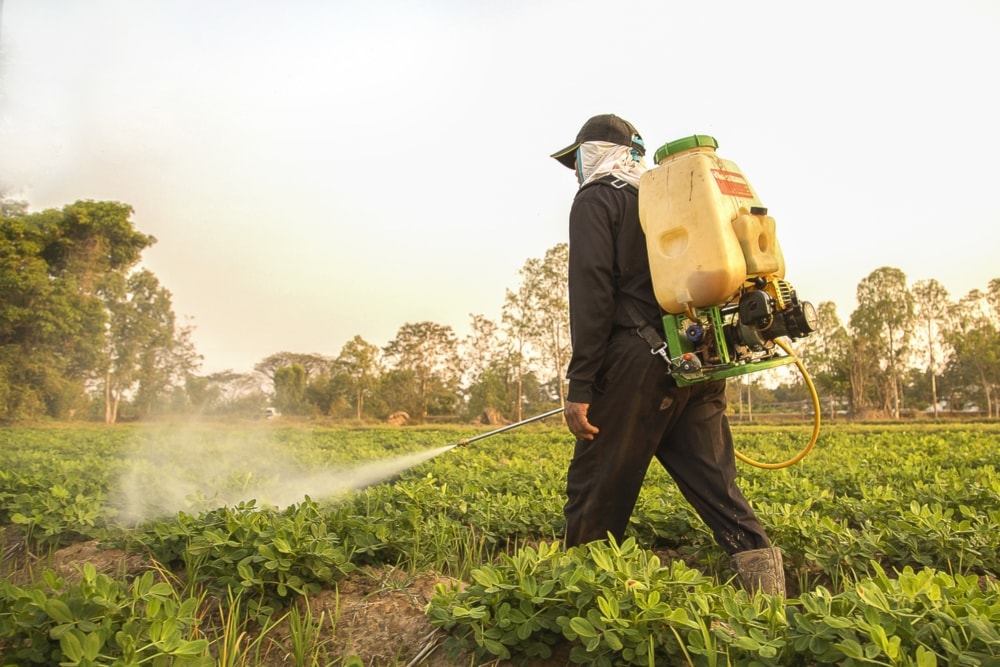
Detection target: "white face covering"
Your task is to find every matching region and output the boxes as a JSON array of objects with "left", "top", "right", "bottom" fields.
[{"left": 575, "top": 141, "right": 648, "bottom": 189}]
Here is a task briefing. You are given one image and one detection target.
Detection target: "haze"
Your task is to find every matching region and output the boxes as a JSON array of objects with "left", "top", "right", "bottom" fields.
[{"left": 2, "top": 1, "right": 998, "bottom": 374}]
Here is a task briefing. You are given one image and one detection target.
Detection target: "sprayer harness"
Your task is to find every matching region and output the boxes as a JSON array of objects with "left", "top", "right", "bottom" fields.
[
  {"left": 623, "top": 300, "right": 671, "bottom": 365},
  {"left": 579, "top": 175, "right": 673, "bottom": 365}
]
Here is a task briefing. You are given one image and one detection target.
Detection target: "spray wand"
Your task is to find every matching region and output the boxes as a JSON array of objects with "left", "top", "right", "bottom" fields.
[
  {"left": 453, "top": 392, "right": 816, "bottom": 469},
  {"left": 455, "top": 407, "right": 565, "bottom": 447}
]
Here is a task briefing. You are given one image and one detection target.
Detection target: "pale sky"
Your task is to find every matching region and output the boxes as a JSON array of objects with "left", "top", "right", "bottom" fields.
[{"left": 2, "top": 1, "right": 998, "bottom": 374}]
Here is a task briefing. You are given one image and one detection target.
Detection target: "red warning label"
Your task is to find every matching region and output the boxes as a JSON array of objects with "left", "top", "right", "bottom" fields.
[{"left": 712, "top": 169, "right": 753, "bottom": 199}]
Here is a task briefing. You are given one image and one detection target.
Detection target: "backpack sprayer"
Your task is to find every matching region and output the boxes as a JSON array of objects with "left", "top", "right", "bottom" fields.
[
  {"left": 639, "top": 135, "right": 820, "bottom": 467},
  {"left": 640, "top": 136, "right": 816, "bottom": 379},
  {"left": 459, "top": 135, "right": 821, "bottom": 468}
]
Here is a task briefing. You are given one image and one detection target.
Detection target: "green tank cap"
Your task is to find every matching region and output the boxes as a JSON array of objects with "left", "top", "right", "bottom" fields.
[{"left": 654, "top": 135, "right": 719, "bottom": 164}]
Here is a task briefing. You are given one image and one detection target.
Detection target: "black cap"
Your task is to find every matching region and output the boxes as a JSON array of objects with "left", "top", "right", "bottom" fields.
[{"left": 550, "top": 114, "right": 645, "bottom": 169}]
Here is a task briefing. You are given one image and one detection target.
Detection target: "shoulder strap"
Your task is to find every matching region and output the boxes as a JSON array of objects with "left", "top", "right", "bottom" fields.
[
  {"left": 580, "top": 176, "right": 668, "bottom": 364},
  {"left": 577, "top": 174, "right": 638, "bottom": 243},
  {"left": 623, "top": 299, "right": 671, "bottom": 364},
  {"left": 579, "top": 174, "right": 638, "bottom": 196}
]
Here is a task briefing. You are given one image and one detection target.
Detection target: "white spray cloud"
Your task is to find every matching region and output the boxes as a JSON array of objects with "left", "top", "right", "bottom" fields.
[{"left": 109, "top": 426, "right": 455, "bottom": 524}]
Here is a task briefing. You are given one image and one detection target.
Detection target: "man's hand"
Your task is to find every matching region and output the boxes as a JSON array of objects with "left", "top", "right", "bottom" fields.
[{"left": 565, "top": 401, "right": 599, "bottom": 440}]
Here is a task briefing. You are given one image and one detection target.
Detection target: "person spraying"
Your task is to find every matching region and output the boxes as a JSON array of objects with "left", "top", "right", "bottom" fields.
[{"left": 549, "top": 114, "right": 784, "bottom": 596}]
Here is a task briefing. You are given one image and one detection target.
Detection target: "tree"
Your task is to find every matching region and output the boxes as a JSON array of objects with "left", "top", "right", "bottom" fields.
[
  {"left": 793, "top": 301, "right": 851, "bottom": 417},
  {"left": 305, "top": 371, "right": 352, "bottom": 417},
  {"left": 374, "top": 369, "right": 419, "bottom": 420},
  {"left": 502, "top": 282, "right": 538, "bottom": 422},
  {"left": 382, "top": 321, "right": 460, "bottom": 422},
  {"left": 100, "top": 269, "right": 199, "bottom": 422},
  {"left": 187, "top": 371, "right": 266, "bottom": 415},
  {"left": 944, "top": 288, "right": 999, "bottom": 417},
  {"left": 42, "top": 200, "right": 155, "bottom": 294},
  {"left": 0, "top": 213, "right": 90, "bottom": 418},
  {"left": 529, "top": 244, "right": 571, "bottom": 407},
  {"left": 987, "top": 278, "right": 1000, "bottom": 316},
  {"left": 461, "top": 314, "right": 500, "bottom": 391},
  {"left": 274, "top": 363, "right": 308, "bottom": 415},
  {"left": 0, "top": 200, "right": 156, "bottom": 420},
  {"left": 335, "top": 335, "right": 382, "bottom": 420},
  {"left": 1, "top": 198, "right": 28, "bottom": 217},
  {"left": 503, "top": 244, "right": 571, "bottom": 416},
  {"left": 461, "top": 314, "right": 519, "bottom": 421},
  {"left": 850, "top": 267, "right": 915, "bottom": 418},
  {"left": 163, "top": 321, "right": 203, "bottom": 412},
  {"left": 911, "top": 279, "right": 951, "bottom": 418},
  {"left": 255, "top": 352, "right": 332, "bottom": 394}
]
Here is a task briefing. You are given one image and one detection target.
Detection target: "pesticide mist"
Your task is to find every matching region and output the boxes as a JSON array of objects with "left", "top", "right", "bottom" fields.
[{"left": 110, "top": 425, "right": 455, "bottom": 524}]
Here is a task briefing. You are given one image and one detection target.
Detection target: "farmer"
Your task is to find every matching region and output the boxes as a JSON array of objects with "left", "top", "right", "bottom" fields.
[{"left": 550, "top": 114, "right": 785, "bottom": 596}]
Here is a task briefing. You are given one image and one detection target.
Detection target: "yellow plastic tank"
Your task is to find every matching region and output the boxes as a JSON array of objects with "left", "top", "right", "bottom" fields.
[{"left": 638, "top": 135, "right": 784, "bottom": 314}]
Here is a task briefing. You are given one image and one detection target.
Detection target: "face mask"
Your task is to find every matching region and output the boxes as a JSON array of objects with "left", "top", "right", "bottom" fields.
[{"left": 574, "top": 142, "right": 648, "bottom": 189}]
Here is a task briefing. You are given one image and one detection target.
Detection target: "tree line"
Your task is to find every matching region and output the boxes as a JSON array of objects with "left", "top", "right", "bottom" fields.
[
  {"left": 2, "top": 199, "right": 997, "bottom": 423},
  {"left": 797, "top": 269, "right": 999, "bottom": 419},
  {"left": 1, "top": 199, "right": 198, "bottom": 423}
]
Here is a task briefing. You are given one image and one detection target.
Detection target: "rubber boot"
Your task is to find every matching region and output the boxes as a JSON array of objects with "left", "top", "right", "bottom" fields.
[{"left": 731, "top": 547, "right": 785, "bottom": 597}]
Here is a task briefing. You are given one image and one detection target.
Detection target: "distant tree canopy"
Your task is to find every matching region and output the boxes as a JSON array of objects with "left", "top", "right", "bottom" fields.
[
  {"left": 2, "top": 196, "right": 998, "bottom": 423},
  {"left": 1, "top": 199, "right": 197, "bottom": 422}
]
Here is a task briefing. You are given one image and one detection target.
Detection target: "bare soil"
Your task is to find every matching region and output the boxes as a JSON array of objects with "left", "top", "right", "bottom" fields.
[{"left": 265, "top": 567, "right": 473, "bottom": 666}]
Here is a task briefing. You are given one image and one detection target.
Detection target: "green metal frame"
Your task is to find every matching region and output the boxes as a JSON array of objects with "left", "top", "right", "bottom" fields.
[{"left": 662, "top": 306, "right": 796, "bottom": 386}]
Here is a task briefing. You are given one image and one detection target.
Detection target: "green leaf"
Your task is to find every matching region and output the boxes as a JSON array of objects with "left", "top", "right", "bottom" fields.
[
  {"left": 603, "top": 629, "right": 624, "bottom": 651},
  {"left": 591, "top": 549, "right": 614, "bottom": 573},
  {"left": 645, "top": 589, "right": 661, "bottom": 609},
  {"left": 822, "top": 615, "right": 855, "bottom": 629},
  {"left": 51, "top": 622, "right": 74, "bottom": 639},
  {"left": 597, "top": 595, "right": 620, "bottom": 620},
  {"left": 170, "top": 639, "right": 210, "bottom": 656},
  {"left": 735, "top": 636, "right": 763, "bottom": 650},
  {"left": 569, "top": 616, "right": 599, "bottom": 638},
  {"left": 835, "top": 638, "right": 865, "bottom": 659},
  {"left": 915, "top": 645, "right": 938, "bottom": 667},
  {"left": 856, "top": 582, "right": 891, "bottom": 612},
  {"left": 44, "top": 598, "right": 75, "bottom": 623},
  {"left": 60, "top": 630, "right": 84, "bottom": 663},
  {"left": 83, "top": 631, "right": 103, "bottom": 660},
  {"left": 149, "top": 582, "right": 173, "bottom": 597},
  {"left": 667, "top": 607, "right": 698, "bottom": 629},
  {"left": 481, "top": 637, "right": 510, "bottom": 659},
  {"left": 471, "top": 567, "right": 500, "bottom": 588}
]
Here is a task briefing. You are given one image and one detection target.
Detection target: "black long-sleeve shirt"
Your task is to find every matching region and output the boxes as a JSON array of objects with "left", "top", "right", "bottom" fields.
[{"left": 566, "top": 177, "right": 663, "bottom": 403}]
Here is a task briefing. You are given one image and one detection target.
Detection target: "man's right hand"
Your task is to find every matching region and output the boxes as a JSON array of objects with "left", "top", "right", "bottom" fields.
[{"left": 565, "top": 401, "right": 599, "bottom": 440}]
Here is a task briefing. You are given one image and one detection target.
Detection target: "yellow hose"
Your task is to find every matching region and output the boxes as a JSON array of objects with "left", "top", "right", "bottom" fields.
[{"left": 734, "top": 338, "right": 821, "bottom": 469}]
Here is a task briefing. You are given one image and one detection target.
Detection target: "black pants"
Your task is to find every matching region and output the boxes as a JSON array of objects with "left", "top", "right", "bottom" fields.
[{"left": 563, "top": 331, "right": 771, "bottom": 555}]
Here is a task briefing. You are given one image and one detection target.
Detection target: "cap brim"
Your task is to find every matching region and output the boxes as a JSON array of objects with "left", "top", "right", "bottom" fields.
[{"left": 550, "top": 143, "right": 578, "bottom": 169}]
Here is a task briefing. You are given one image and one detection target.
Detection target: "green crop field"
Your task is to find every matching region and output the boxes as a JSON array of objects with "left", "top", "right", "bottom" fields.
[{"left": 1, "top": 421, "right": 999, "bottom": 666}]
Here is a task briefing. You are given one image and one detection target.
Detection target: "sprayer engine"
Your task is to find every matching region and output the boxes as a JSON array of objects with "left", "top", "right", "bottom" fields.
[{"left": 664, "top": 277, "right": 817, "bottom": 386}]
